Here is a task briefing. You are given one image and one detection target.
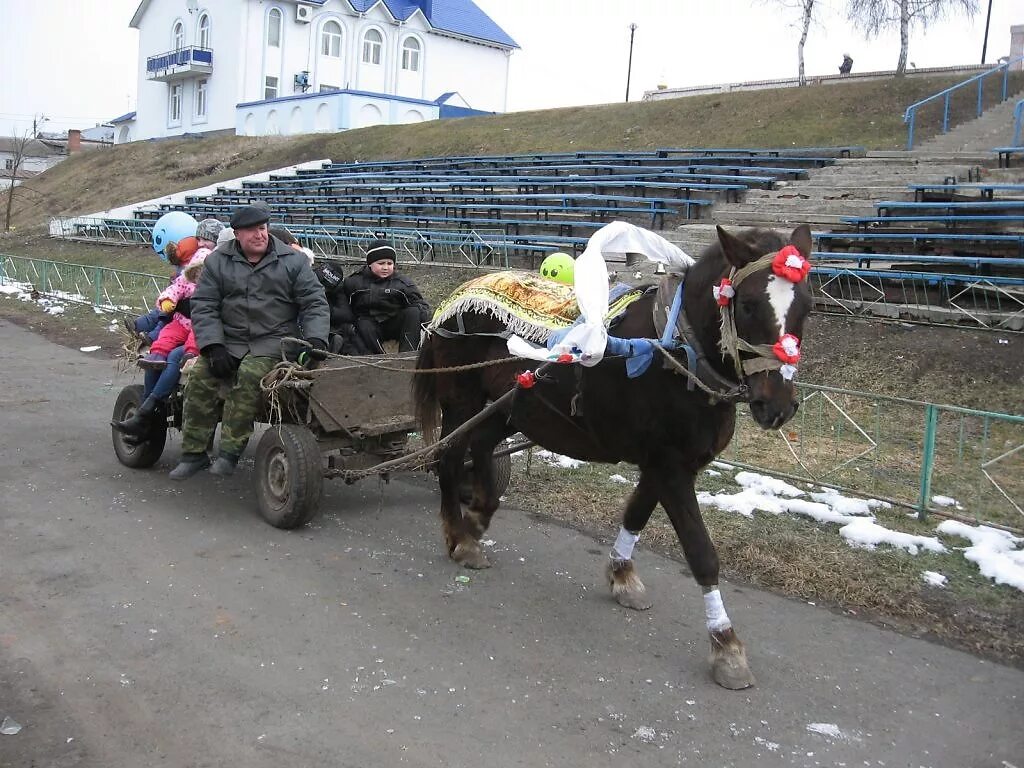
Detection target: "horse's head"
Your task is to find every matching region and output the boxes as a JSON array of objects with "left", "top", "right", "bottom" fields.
[{"left": 712, "top": 224, "right": 813, "bottom": 430}]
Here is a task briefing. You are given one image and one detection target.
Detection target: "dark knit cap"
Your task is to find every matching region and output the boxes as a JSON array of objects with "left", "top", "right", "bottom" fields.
[
  {"left": 365, "top": 239, "right": 397, "bottom": 264},
  {"left": 229, "top": 203, "right": 271, "bottom": 229}
]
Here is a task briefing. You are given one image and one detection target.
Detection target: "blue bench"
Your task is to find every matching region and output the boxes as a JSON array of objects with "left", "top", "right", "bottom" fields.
[
  {"left": 994, "top": 147, "right": 1024, "bottom": 168},
  {"left": 815, "top": 232, "right": 1024, "bottom": 258},
  {"left": 876, "top": 200, "right": 1024, "bottom": 216},
  {"left": 841, "top": 214, "right": 1024, "bottom": 231},
  {"left": 908, "top": 183, "right": 1024, "bottom": 202}
]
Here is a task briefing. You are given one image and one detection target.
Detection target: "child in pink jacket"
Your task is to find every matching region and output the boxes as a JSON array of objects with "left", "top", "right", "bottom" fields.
[{"left": 138, "top": 238, "right": 209, "bottom": 370}]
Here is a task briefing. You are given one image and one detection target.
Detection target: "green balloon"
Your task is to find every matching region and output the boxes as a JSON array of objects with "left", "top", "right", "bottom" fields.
[{"left": 539, "top": 252, "right": 575, "bottom": 285}]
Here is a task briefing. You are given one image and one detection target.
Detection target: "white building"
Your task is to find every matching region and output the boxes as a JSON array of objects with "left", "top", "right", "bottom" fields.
[
  {"left": 122, "top": 0, "right": 518, "bottom": 143},
  {"left": 0, "top": 138, "right": 64, "bottom": 190}
]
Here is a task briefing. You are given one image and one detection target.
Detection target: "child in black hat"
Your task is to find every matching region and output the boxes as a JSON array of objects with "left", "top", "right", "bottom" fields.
[{"left": 339, "top": 238, "right": 430, "bottom": 353}]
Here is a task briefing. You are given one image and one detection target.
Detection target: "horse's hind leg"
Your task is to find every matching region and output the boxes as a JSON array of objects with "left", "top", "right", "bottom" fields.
[
  {"left": 606, "top": 470, "right": 658, "bottom": 611},
  {"left": 437, "top": 405, "right": 492, "bottom": 570},
  {"left": 464, "top": 412, "right": 514, "bottom": 541}
]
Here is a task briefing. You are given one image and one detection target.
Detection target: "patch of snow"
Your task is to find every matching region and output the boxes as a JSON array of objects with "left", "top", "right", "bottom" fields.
[
  {"left": 608, "top": 474, "right": 632, "bottom": 485},
  {"left": 631, "top": 726, "right": 657, "bottom": 743},
  {"left": 841, "top": 517, "right": 945, "bottom": 555},
  {"left": 937, "top": 521, "right": 1024, "bottom": 592},
  {"left": 45, "top": 304, "right": 66, "bottom": 315},
  {"left": 711, "top": 461, "right": 734, "bottom": 471},
  {"left": 922, "top": 570, "right": 948, "bottom": 587},
  {"left": 704, "top": 469, "right": 721, "bottom": 477},
  {"left": 810, "top": 487, "right": 890, "bottom": 516},
  {"left": 79, "top": 345, "right": 101, "bottom": 353},
  {"left": 753, "top": 736, "right": 780, "bottom": 752},
  {"left": 735, "top": 471, "right": 804, "bottom": 498},
  {"left": 535, "top": 449, "right": 585, "bottom": 469},
  {"left": 931, "top": 495, "right": 959, "bottom": 507},
  {"left": 806, "top": 722, "right": 844, "bottom": 739}
]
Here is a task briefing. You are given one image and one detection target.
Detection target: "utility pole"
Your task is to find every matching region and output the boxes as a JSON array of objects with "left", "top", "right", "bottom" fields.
[
  {"left": 625, "top": 23, "right": 637, "bottom": 102},
  {"left": 981, "top": 0, "right": 993, "bottom": 64}
]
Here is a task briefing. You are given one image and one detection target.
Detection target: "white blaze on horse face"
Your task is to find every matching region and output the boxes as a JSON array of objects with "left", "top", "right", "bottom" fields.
[{"left": 765, "top": 273, "right": 796, "bottom": 337}]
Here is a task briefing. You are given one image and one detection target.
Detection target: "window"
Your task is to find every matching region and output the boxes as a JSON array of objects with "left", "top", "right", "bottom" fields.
[
  {"left": 321, "top": 20, "right": 342, "bottom": 57},
  {"left": 172, "top": 21, "right": 184, "bottom": 50},
  {"left": 169, "top": 83, "right": 182, "bottom": 123},
  {"left": 267, "top": 8, "right": 281, "bottom": 47},
  {"left": 362, "top": 29, "right": 382, "bottom": 65},
  {"left": 264, "top": 75, "right": 279, "bottom": 100},
  {"left": 197, "top": 14, "right": 211, "bottom": 49},
  {"left": 4, "top": 159, "right": 13, "bottom": 170},
  {"left": 401, "top": 37, "right": 420, "bottom": 72},
  {"left": 319, "top": 84, "right": 338, "bottom": 92},
  {"left": 196, "top": 79, "right": 208, "bottom": 117}
]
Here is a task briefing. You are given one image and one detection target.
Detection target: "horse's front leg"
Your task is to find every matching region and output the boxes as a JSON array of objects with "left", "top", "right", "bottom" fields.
[
  {"left": 657, "top": 466, "right": 755, "bottom": 691},
  {"left": 464, "top": 413, "right": 514, "bottom": 541},
  {"left": 606, "top": 470, "right": 658, "bottom": 610}
]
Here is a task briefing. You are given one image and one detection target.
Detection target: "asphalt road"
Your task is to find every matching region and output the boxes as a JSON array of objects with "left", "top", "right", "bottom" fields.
[{"left": 0, "top": 319, "right": 1021, "bottom": 768}]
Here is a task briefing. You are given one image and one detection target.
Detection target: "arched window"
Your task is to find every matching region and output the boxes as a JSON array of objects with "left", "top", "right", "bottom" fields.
[
  {"left": 172, "top": 21, "right": 184, "bottom": 50},
  {"left": 197, "top": 13, "right": 211, "bottom": 49},
  {"left": 267, "top": 8, "right": 282, "bottom": 47},
  {"left": 401, "top": 37, "right": 421, "bottom": 72},
  {"left": 321, "top": 20, "right": 342, "bottom": 57},
  {"left": 362, "top": 29, "right": 383, "bottom": 65}
]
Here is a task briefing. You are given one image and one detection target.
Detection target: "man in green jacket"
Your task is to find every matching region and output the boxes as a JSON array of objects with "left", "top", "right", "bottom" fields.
[{"left": 169, "top": 203, "right": 330, "bottom": 480}]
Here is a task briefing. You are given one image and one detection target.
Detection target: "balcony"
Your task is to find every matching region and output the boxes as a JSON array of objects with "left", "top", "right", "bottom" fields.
[{"left": 146, "top": 46, "right": 213, "bottom": 82}]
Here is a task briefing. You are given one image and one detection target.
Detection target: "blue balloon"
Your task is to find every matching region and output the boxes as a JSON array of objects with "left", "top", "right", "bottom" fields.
[{"left": 151, "top": 212, "right": 198, "bottom": 259}]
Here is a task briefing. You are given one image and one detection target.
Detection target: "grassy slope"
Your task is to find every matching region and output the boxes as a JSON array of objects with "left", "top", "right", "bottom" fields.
[{"left": 9, "top": 72, "right": 1024, "bottom": 232}]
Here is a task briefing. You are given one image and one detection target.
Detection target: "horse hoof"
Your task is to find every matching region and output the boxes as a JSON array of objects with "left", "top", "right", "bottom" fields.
[
  {"left": 710, "top": 630, "right": 755, "bottom": 690},
  {"left": 452, "top": 541, "right": 491, "bottom": 570},
  {"left": 606, "top": 559, "right": 653, "bottom": 611}
]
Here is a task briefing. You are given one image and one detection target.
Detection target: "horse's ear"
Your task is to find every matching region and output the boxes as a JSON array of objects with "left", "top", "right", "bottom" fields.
[
  {"left": 716, "top": 225, "right": 756, "bottom": 269},
  {"left": 789, "top": 224, "right": 813, "bottom": 259}
]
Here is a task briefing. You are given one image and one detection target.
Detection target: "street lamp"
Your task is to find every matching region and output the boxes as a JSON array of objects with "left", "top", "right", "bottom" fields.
[
  {"left": 980, "top": 0, "right": 993, "bottom": 64},
  {"left": 625, "top": 23, "right": 637, "bottom": 102}
]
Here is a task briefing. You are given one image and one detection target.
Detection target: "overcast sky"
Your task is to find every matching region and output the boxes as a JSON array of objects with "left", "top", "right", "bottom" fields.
[{"left": 0, "top": 0, "right": 1019, "bottom": 135}]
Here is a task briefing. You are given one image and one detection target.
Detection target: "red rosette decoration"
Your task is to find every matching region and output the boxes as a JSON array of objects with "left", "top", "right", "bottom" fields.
[
  {"left": 772, "top": 334, "right": 801, "bottom": 365},
  {"left": 712, "top": 278, "right": 735, "bottom": 307},
  {"left": 516, "top": 371, "right": 536, "bottom": 389},
  {"left": 772, "top": 245, "right": 811, "bottom": 283}
]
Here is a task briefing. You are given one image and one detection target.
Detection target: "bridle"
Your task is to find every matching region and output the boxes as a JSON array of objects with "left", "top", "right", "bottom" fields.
[{"left": 659, "top": 245, "right": 809, "bottom": 403}]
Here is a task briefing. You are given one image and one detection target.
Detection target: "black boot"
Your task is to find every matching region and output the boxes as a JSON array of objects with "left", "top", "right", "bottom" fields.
[{"left": 111, "top": 396, "right": 158, "bottom": 437}]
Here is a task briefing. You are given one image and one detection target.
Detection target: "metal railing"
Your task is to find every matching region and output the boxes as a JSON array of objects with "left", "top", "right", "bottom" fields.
[
  {"left": 1014, "top": 98, "right": 1024, "bottom": 147},
  {"left": 146, "top": 46, "right": 213, "bottom": 73},
  {"left": 724, "top": 384, "right": 1023, "bottom": 532},
  {"left": 904, "top": 55, "right": 1024, "bottom": 149}
]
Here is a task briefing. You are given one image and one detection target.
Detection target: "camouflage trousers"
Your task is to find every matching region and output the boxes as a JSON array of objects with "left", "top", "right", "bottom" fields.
[{"left": 180, "top": 355, "right": 277, "bottom": 457}]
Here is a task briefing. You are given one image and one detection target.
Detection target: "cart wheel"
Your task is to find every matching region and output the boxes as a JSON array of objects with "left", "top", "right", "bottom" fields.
[
  {"left": 255, "top": 424, "right": 324, "bottom": 529},
  {"left": 460, "top": 451, "right": 513, "bottom": 503},
  {"left": 111, "top": 384, "right": 167, "bottom": 469}
]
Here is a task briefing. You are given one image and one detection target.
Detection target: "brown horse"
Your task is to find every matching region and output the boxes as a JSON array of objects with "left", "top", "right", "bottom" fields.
[{"left": 413, "top": 225, "right": 813, "bottom": 689}]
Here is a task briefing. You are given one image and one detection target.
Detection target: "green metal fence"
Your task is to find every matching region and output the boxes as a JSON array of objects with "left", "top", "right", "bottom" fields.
[
  {"left": 1, "top": 254, "right": 164, "bottom": 315},
  {"left": 723, "top": 383, "right": 1023, "bottom": 532},
  {"left": 3, "top": 255, "right": 1021, "bottom": 531}
]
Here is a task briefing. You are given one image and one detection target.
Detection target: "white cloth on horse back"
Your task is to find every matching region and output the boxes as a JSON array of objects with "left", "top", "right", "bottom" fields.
[{"left": 507, "top": 222, "right": 693, "bottom": 367}]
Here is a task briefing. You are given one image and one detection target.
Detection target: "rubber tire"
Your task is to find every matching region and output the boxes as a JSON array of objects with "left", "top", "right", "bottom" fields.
[
  {"left": 111, "top": 384, "right": 167, "bottom": 469},
  {"left": 255, "top": 424, "right": 324, "bottom": 529},
  {"left": 460, "top": 450, "right": 513, "bottom": 503}
]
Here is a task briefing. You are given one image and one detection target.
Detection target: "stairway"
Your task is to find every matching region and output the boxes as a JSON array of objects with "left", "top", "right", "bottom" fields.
[{"left": 913, "top": 92, "right": 1024, "bottom": 154}]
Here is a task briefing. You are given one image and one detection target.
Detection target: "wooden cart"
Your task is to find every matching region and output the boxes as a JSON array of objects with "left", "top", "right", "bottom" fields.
[{"left": 110, "top": 354, "right": 513, "bottom": 529}]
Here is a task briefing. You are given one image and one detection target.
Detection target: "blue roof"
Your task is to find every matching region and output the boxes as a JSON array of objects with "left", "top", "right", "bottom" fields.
[
  {"left": 109, "top": 111, "right": 137, "bottom": 124},
  {"left": 349, "top": 0, "right": 518, "bottom": 48}
]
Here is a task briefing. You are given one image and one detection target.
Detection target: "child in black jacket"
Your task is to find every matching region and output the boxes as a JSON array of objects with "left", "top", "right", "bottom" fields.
[{"left": 342, "top": 239, "right": 430, "bottom": 353}]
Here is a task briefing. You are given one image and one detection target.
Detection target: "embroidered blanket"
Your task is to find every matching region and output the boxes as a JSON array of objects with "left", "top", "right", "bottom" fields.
[{"left": 431, "top": 270, "right": 645, "bottom": 344}]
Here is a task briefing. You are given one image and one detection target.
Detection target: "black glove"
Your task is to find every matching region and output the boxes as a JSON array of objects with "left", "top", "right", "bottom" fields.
[
  {"left": 297, "top": 339, "right": 329, "bottom": 370},
  {"left": 203, "top": 344, "right": 236, "bottom": 380},
  {"left": 175, "top": 297, "right": 191, "bottom": 318}
]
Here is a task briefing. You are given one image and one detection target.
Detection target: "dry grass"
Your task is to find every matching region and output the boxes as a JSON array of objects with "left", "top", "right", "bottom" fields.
[{"left": 7, "top": 71, "right": 1023, "bottom": 233}]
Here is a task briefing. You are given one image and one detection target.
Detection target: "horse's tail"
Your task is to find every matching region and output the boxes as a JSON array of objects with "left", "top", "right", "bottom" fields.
[{"left": 413, "top": 336, "right": 441, "bottom": 446}]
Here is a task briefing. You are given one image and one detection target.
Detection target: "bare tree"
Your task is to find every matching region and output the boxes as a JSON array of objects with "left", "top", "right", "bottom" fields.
[
  {"left": 768, "top": 0, "right": 820, "bottom": 86},
  {"left": 846, "top": 0, "right": 978, "bottom": 76},
  {"left": 2, "top": 130, "right": 35, "bottom": 232}
]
